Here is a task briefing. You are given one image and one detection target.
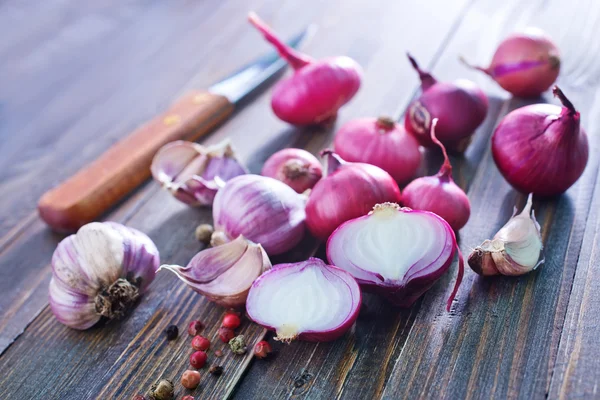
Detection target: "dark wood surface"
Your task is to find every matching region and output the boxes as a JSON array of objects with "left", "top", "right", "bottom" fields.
[{"left": 1, "top": 0, "right": 599, "bottom": 399}]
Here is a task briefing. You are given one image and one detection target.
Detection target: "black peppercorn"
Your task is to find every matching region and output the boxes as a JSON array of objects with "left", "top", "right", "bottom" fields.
[
  {"left": 209, "top": 365, "right": 224, "bottom": 376},
  {"left": 164, "top": 325, "right": 178, "bottom": 341}
]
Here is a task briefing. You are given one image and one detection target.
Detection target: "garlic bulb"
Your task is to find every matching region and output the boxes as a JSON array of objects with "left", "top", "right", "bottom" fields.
[
  {"left": 150, "top": 139, "right": 248, "bottom": 206},
  {"left": 158, "top": 235, "right": 271, "bottom": 307},
  {"left": 49, "top": 222, "right": 160, "bottom": 329},
  {"left": 468, "top": 194, "right": 543, "bottom": 276}
]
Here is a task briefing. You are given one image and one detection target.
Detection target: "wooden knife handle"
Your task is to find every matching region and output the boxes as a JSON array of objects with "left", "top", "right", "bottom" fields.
[{"left": 38, "top": 91, "right": 234, "bottom": 232}]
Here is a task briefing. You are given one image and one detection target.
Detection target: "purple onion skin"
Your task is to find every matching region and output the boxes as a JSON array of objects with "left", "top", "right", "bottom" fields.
[{"left": 492, "top": 89, "right": 588, "bottom": 196}]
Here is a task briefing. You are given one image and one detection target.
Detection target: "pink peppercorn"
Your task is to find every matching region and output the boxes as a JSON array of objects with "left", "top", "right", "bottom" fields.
[
  {"left": 181, "top": 396, "right": 195, "bottom": 400},
  {"left": 218, "top": 327, "right": 235, "bottom": 343},
  {"left": 181, "top": 370, "right": 201, "bottom": 389},
  {"left": 254, "top": 340, "right": 272, "bottom": 359},
  {"left": 187, "top": 320, "right": 204, "bottom": 336},
  {"left": 222, "top": 313, "right": 241, "bottom": 329},
  {"left": 191, "top": 335, "right": 210, "bottom": 351},
  {"left": 190, "top": 351, "right": 208, "bottom": 369}
]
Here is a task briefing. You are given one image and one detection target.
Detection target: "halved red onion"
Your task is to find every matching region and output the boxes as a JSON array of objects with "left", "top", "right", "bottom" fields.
[
  {"left": 246, "top": 258, "right": 361, "bottom": 342},
  {"left": 327, "top": 203, "right": 463, "bottom": 310}
]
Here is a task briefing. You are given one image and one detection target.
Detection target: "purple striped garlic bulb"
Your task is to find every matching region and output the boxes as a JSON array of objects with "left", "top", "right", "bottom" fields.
[{"left": 49, "top": 222, "right": 160, "bottom": 330}]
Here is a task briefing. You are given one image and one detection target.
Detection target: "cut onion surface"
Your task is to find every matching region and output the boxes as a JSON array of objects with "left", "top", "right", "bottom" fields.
[
  {"left": 246, "top": 258, "right": 361, "bottom": 342},
  {"left": 327, "top": 203, "right": 463, "bottom": 310}
]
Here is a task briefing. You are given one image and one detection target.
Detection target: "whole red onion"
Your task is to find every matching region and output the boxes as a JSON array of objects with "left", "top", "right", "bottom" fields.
[
  {"left": 327, "top": 202, "right": 464, "bottom": 311},
  {"left": 462, "top": 28, "right": 560, "bottom": 97},
  {"left": 492, "top": 86, "right": 588, "bottom": 196},
  {"left": 248, "top": 13, "right": 362, "bottom": 125},
  {"left": 404, "top": 54, "right": 488, "bottom": 153},
  {"left": 246, "top": 258, "right": 361, "bottom": 342},
  {"left": 305, "top": 151, "right": 402, "bottom": 241},
  {"left": 333, "top": 116, "right": 422, "bottom": 183},
  {"left": 261, "top": 148, "right": 322, "bottom": 193},
  {"left": 402, "top": 119, "right": 471, "bottom": 231}
]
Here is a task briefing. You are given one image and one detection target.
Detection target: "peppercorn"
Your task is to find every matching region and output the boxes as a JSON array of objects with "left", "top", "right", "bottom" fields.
[
  {"left": 229, "top": 335, "right": 247, "bottom": 355},
  {"left": 132, "top": 395, "right": 146, "bottom": 400},
  {"left": 218, "top": 327, "right": 235, "bottom": 343},
  {"left": 181, "top": 396, "right": 195, "bottom": 400},
  {"left": 190, "top": 350, "right": 208, "bottom": 369},
  {"left": 164, "top": 325, "right": 178, "bottom": 341},
  {"left": 187, "top": 320, "right": 204, "bottom": 336},
  {"left": 191, "top": 335, "right": 210, "bottom": 351},
  {"left": 181, "top": 370, "right": 201, "bottom": 390},
  {"left": 195, "top": 224, "right": 214, "bottom": 243},
  {"left": 254, "top": 340, "right": 272, "bottom": 359},
  {"left": 209, "top": 365, "right": 224, "bottom": 376},
  {"left": 214, "top": 349, "right": 224, "bottom": 357},
  {"left": 222, "top": 313, "right": 241, "bottom": 330},
  {"left": 149, "top": 379, "right": 174, "bottom": 400}
]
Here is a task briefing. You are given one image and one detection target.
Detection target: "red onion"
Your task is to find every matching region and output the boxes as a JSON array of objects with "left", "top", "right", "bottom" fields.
[
  {"left": 305, "top": 151, "right": 402, "bottom": 241},
  {"left": 461, "top": 28, "right": 560, "bottom": 97},
  {"left": 404, "top": 54, "right": 488, "bottom": 153},
  {"left": 246, "top": 258, "right": 361, "bottom": 342},
  {"left": 327, "top": 203, "right": 464, "bottom": 311},
  {"left": 402, "top": 119, "right": 471, "bottom": 231},
  {"left": 492, "top": 86, "right": 588, "bottom": 196},
  {"left": 248, "top": 13, "right": 362, "bottom": 125},
  {"left": 261, "top": 148, "right": 322, "bottom": 193},
  {"left": 212, "top": 175, "right": 306, "bottom": 255},
  {"left": 333, "top": 116, "right": 422, "bottom": 183}
]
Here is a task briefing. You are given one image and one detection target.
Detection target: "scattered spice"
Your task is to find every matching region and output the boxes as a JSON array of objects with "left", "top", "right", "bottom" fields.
[
  {"left": 190, "top": 351, "right": 208, "bottom": 369},
  {"left": 214, "top": 349, "right": 224, "bottom": 358},
  {"left": 229, "top": 335, "right": 247, "bottom": 355},
  {"left": 209, "top": 365, "right": 224, "bottom": 376},
  {"left": 222, "top": 313, "right": 241, "bottom": 330},
  {"left": 254, "top": 340, "right": 272, "bottom": 359},
  {"left": 187, "top": 320, "right": 204, "bottom": 336},
  {"left": 181, "top": 370, "right": 201, "bottom": 390},
  {"left": 181, "top": 396, "right": 195, "bottom": 400},
  {"left": 164, "top": 325, "right": 178, "bottom": 341},
  {"left": 195, "top": 224, "right": 214, "bottom": 243},
  {"left": 191, "top": 335, "right": 210, "bottom": 351},
  {"left": 218, "top": 327, "right": 235, "bottom": 343},
  {"left": 149, "top": 379, "right": 174, "bottom": 400},
  {"left": 132, "top": 395, "right": 146, "bottom": 400}
]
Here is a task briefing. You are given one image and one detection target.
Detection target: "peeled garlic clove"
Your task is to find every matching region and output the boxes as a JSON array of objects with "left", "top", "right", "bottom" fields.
[
  {"left": 468, "top": 194, "right": 543, "bottom": 276},
  {"left": 49, "top": 222, "right": 160, "bottom": 330},
  {"left": 158, "top": 236, "right": 271, "bottom": 307},
  {"left": 150, "top": 139, "right": 248, "bottom": 206}
]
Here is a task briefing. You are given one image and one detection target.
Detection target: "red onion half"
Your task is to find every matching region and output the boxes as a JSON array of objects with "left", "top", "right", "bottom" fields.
[
  {"left": 404, "top": 54, "right": 488, "bottom": 152},
  {"left": 261, "top": 148, "right": 322, "bottom": 193},
  {"left": 492, "top": 86, "right": 588, "bottom": 196},
  {"left": 461, "top": 28, "right": 560, "bottom": 97},
  {"left": 212, "top": 175, "right": 306, "bottom": 255},
  {"left": 246, "top": 258, "right": 361, "bottom": 342},
  {"left": 333, "top": 116, "right": 422, "bottom": 183},
  {"left": 248, "top": 13, "right": 362, "bottom": 125},
  {"left": 327, "top": 203, "right": 464, "bottom": 311},
  {"left": 305, "top": 151, "right": 402, "bottom": 241},
  {"left": 402, "top": 119, "right": 471, "bottom": 231}
]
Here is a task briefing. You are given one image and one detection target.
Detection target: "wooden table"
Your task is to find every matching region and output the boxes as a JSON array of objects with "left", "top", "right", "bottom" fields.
[{"left": 1, "top": 0, "right": 599, "bottom": 398}]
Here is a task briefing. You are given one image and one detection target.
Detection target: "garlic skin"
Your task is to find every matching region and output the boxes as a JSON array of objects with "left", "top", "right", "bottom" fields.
[
  {"left": 468, "top": 194, "right": 543, "bottom": 276},
  {"left": 158, "top": 236, "right": 271, "bottom": 307},
  {"left": 150, "top": 139, "right": 248, "bottom": 206},
  {"left": 49, "top": 222, "right": 160, "bottom": 330}
]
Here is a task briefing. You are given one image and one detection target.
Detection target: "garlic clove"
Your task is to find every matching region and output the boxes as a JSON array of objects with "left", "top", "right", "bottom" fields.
[{"left": 468, "top": 194, "right": 543, "bottom": 276}]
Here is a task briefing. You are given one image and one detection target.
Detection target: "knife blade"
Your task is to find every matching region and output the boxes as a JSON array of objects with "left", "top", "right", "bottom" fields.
[{"left": 38, "top": 26, "right": 314, "bottom": 232}]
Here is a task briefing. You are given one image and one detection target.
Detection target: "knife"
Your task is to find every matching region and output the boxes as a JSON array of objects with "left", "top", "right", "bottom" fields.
[{"left": 38, "top": 26, "right": 314, "bottom": 232}]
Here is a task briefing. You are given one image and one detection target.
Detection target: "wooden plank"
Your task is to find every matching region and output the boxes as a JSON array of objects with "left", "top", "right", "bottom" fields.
[
  {"left": 380, "top": 0, "right": 600, "bottom": 398},
  {"left": 0, "top": 0, "right": 471, "bottom": 399}
]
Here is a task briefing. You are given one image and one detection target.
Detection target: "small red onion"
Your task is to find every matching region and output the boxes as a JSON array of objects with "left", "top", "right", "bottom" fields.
[
  {"left": 404, "top": 54, "right": 488, "bottom": 153},
  {"left": 246, "top": 258, "right": 361, "bottom": 342},
  {"left": 492, "top": 86, "right": 588, "bottom": 196},
  {"left": 402, "top": 119, "right": 471, "bottom": 231},
  {"left": 305, "top": 151, "right": 402, "bottom": 241},
  {"left": 261, "top": 148, "right": 322, "bottom": 193},
  {"left": 461, "top": 28, "right": 560, "bottom": 97},
  {"left": 212, "top": 175, "right": 306, "bottom": 255},
  {"left": 248, "top": 13, "right": 362, "bottom": 125},
  {"left": 333, "top": 116, "right": 422, "bottom": 183},
  {"left": 327, "top": 203, "right": 463, "bottom": 311}
]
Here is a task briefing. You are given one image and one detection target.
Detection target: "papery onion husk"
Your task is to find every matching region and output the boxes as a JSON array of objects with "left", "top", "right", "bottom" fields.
[
  {"left": 333, "top": 116, "right": 422, "bottom": 184},
  {"left": 49, "top": 222, "right": 160, "bottom": 330},
  {"left": 159, "top": 236, "right": 271, "bottom": 307},
  {"left": 468, "top": 194, "right": 544, "bottom": 276},
  {"left": 492, "top": 86, "right": 588, "bottom": 196},
  {"left": 151, "top": 139, "right": 248, "bottom": 206},
  {"left": 246, "top": 258, "right": 361, "bottom": 342},
  {"left": 327, "top": 202, "right": 464, "bottom": 310},
  {"left": 261, "top": 148, "right": 323, "bottom": 193},
  {"left": 305, "top": 150, "right": 402, "bottom": 241},
  {"left": 212, "top": 174, "right": 306, "bottom": 255},
  {"left": 248, "top": 13, "right": 362, "bottom": 126}
]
